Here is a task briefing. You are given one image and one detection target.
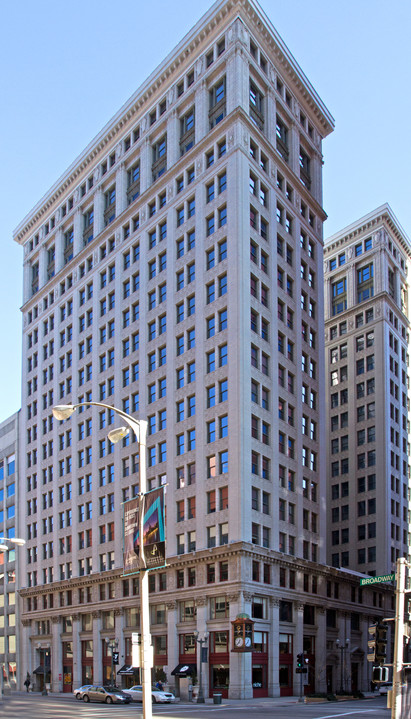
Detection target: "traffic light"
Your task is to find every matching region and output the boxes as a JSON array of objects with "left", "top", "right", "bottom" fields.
[
  {"left": 372, "top": 666, "right": 389, "bottom": 683},
  {"left": 367, "top": 623, "right": 378, "bottom": 663},
  {"left": 297, "top": 653, "right": 303, "bottom": 668},
  {"left": 368, "top": 622, "right": 388, "bottom": 665},
  {"left": 375, "top": 622, "right": 388, "bottom": 665}
]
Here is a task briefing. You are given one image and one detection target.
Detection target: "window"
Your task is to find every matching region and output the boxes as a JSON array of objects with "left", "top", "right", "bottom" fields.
[
  {"left": 249, "top": 80, "right": 264, "bottom": 129},
  {"left": 357, "top": 264, "right": 374, "bottom": 302},
  {"left": 209, "top": 77, "right": 226, "bottom": 128},
  {"left": 299, "top": 147, "right": 311, "bottom": 188},
  {"left": 276, "top": 116, "right": 289, "bottom": 161},
  {"left": 152, "top": 135, "right": 167, "bottom": 180},
  {"left": 180, "top": 107, "right": 195, "bottom": 155},
  {"left": 332, "top": 278, "right": 347, "bottom": 315}
]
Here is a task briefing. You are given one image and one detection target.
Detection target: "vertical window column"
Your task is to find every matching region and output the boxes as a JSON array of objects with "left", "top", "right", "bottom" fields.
[
  {"left": 73, "top": 208, "right": 84, "bottom": 256},
  {"left": 195, "top": 82, "right": 209, "bottom": 143},
  {"left": 54, "top": 227, "right": 65, "bottom": 274},
  {"left": 93, "top": 186, "right": 105, "bottom": 238},
  {"left": 115, "top": 162, "right": 128, "bottom": 216},
  {"left": 166, "top": 110, "right": 180, "bottom": 169}
]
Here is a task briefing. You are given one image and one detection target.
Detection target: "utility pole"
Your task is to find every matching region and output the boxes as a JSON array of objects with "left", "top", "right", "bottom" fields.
[{"left": 392, "top": 557, "right": 407, "bottom": 719}]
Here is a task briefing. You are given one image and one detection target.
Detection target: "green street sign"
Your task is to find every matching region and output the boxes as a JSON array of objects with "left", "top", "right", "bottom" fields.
[{"left": 360, "top": 573, "right": 395, "bottom": 586}]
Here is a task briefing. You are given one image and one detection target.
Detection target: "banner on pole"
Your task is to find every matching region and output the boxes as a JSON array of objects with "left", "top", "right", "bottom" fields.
[{"left": 123, "top": 487, "right": 166, "bottom": 575}]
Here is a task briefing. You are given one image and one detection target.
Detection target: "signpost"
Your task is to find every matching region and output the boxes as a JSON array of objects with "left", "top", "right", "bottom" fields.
[{"left": 360, "top": 573, "right": 395, "bottom": 586}]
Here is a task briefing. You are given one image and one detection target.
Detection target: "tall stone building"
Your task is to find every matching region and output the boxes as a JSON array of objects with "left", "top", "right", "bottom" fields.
[
  {"left": 13, "top": 0, "right": 393, "bottom": 699},
  {"left": 324, "top": 204, "right": 411, "bottom": 576},
  {"left": 0, "top": 411, "right": 22, "bottom": 691}
]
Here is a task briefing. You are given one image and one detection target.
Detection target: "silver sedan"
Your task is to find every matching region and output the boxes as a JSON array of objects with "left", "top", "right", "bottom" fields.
[{"left": 124, "top": 685, "right": 176, "bottom": 703}]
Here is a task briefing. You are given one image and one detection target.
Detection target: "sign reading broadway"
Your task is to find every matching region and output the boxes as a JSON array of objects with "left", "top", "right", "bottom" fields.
[
  {"left": 360, "top": 573, "right": 395, "bottom": 586},
  {"left": 123, "top": 486, "right": 166, "bottom": 575}
]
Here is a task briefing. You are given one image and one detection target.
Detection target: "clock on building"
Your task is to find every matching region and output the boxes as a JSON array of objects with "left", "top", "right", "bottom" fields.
[{"left": 231, "top": 615, "right": 254, "bottom": 652}]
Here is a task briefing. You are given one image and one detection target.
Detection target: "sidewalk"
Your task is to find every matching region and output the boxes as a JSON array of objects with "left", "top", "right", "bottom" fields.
[{"left": 9, "top": 690, "right": 380, "bottom": 705}]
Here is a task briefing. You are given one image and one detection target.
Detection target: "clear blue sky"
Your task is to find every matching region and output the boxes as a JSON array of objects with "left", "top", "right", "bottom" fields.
[{"left": 1, "top": 0, "right": 410, "bottom": 423}]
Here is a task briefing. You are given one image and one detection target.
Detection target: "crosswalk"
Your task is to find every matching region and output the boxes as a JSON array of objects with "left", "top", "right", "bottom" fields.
[{"left": 1, "top": 695, "right": 221, "bottom": 719}]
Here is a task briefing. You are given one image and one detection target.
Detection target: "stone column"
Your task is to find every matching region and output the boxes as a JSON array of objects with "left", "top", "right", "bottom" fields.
[
  {"left": 139, "top": 138, "right": 151, "bottom": 195},
  {"left": 72, "top": 614, "right": 82, "bottom": 689},
  {"left": 226, "top": 22, "right": 249, "bottom": 115},
  {"left": 166, "top": 110, "right": 179, "bottom": 171},
  {"left": 294, "top": 602, "right": 304, "bottom": 696},
  {"left": 195, "top": 596, "right": 209, "bottom": 700},
  {"left": 21, "top": 619, "right": 32, "bottom": 686},
  {"left": 39, "top": 244, "right": 48, "bottom": 289},
  {"left": 228, "top": 592, "right": 252, "bottom": 699},
  {"left": 73, "top": 209, "right": 83, "bottom": 257},
  {"left": 290, "top": 121, "right": 300, "bottom": 177},
  {"left": 266, "top": 90, "right": 276, "bottom": 149},
  {"left": 195, "top": 81, "right": 208, "bottom": 145},
  {"left": 54, "top": 228, "right": 65, "bottom": 275},
  {"left": 115, "top": 163, "right": 128, "bottom": 217},
  {"left": 51, "top": 616, "right": 62, "bottom": 692},
  {"left": 316, "top": 607, "right": 327, "bottom": 693},
  {"left": 337, "top": 611, "right": 350, "bottom": 693},
  {"left": 23, "top": 260, "right": 32, "bottom": 304},
  {"left": 92, "top": 610, "right": 102, "bottom": 684},
  {"left": 93, "top": 187, "right": 105, "bottom": 238},
  {"left": 166, "top": 601, "right": 178, "bottom": 693},
  {"left": 269, "top": 597, "right": 280, "bottom": 696},
  {"left": 311, "top": 152, "right": 322, "bottom": 205}
]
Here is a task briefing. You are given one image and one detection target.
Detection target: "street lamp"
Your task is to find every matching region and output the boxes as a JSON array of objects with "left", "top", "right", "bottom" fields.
[
  {"left": 0, "top": 536, "right": 26, "bottom": 696},
  {"left": 335, "top": 638, "right": 349, "bottom": 693},
  {"left": 194, "top": 631, "right": 208, "bottom": 703},
  {"left": 105, "top": 638, "right": 119, "bottom": 686},
  {"left": 53, "top": 402, "right": 152, "bottom": 719}
]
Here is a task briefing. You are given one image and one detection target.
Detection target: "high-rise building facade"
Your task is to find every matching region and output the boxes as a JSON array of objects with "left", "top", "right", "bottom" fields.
[
  {"left": 0, "top": 411, "right": 22, "bottom": 691},
  {"left": 324, "top": 204, "right": 411, "bottom": 576},
  {"left": 14, "top": 0, "right": 394, "bottom": 700}
]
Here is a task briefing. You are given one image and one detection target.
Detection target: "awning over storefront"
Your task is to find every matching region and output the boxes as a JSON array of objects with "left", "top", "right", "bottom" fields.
[
  {"left": 350, "top": 646, "right": 364, "bottom": 656},
  {"left": 117, "top": 665, "right": 139, "bottom": 675},
  {"left": 171, "top": 663, "right": 196, "bottom": 677},
  {"left": 33, "top": 666, "right": 50, "bottom": 675}
]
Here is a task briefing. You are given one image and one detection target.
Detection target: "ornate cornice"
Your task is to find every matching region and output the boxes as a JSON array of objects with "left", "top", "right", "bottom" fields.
[
  {"left": 14, "top": 0, "right": 333, "bottom": 246},
  {"left": 325, "top": 204, "right": 411, "bottom": 258}
]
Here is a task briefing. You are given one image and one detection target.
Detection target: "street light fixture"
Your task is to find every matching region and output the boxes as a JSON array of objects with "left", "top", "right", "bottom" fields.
[
  {"left": 105, "top": 638, "right": 119, "bottom": 686},
  {"left": 0, "top": 536, "right": 26, "bottom": 696},
  {"left": 194, "top": 631, "right": 209, "bottom": 703},
  {"left": 53, "top": 402, "right": 152, "bottom": 719},
  {"left": 335, "top": 637, "right": 350, "bottom": 693}
]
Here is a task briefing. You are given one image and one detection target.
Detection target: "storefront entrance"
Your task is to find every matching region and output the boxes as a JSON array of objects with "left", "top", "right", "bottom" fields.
[
  {"left": 62, "top": 642, "right": 73, "bottom": 693},
  {"left": 210, "top": 664, "right": 229, "bottom": 698},
  {"left": 279, "top": 633, "right": 293, "bottom": 696}
]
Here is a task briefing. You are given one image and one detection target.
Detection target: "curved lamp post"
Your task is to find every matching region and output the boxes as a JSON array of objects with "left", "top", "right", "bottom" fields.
[
  {"left": 0, "top": 536, "right": 26, "bottom": 696},
  {"left": 53, "top": 403, "right": 151, "bottom": 719}
]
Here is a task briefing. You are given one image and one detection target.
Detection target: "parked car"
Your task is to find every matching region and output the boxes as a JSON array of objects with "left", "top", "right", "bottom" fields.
[
  {"left": 124, "top": 685, "right": 176, "bottom": 703},
  {"left": 73, "top": 685, "right": 93, "bottom": 700},
  {"left": 80, "top": 685, "right": 132, "bottom": 703},
  {"left": 379, "top": 683, "right": 393, "bottom": 695}
]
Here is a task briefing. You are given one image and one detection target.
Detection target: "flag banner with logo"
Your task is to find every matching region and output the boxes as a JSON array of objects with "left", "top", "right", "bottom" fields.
[{"left": 123, "top": 486, "right": 166, "bottom": 575}]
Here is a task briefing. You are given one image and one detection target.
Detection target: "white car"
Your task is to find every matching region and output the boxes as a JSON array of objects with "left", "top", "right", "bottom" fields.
[
  {"left": 124, "top": 685, "right": 175, "bottom": 703},
  {"left": 379, "top": 683, "right": 393, "bottom": 695}
]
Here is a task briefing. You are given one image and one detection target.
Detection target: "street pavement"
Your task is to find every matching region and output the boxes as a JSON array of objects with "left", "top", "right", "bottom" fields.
[{"left": 0, "top": 691, "right": 394, "bottom": 719}]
